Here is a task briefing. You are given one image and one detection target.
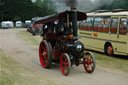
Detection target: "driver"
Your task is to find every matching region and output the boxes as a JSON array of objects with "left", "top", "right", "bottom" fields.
[{"left": 55, "top": 21, "right": 65, "bottom": 35}]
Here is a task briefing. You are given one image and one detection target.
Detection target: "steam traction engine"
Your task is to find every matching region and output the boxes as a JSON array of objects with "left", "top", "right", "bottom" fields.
[{"left": 34, "top": 8, "right": 96, "bottom": 76}]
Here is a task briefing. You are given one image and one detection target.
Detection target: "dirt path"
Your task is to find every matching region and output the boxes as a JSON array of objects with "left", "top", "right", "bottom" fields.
[{"left": 0, "top": 29, "right": 128, "bottom": 85}]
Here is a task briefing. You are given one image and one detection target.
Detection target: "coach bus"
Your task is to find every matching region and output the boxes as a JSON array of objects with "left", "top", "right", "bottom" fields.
[{"left": 79, "top": 10, "right": 128, "bottom": 56}]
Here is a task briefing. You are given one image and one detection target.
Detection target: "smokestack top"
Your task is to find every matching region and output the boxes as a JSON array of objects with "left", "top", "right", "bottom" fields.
[
  {"left": 66, "top": 0, "right": 78, "bottom": 8},
  {"left": 71, "top": 8, "right": 77, "bottom": 12},
  {"left": 57, "top": 0, "right": 78, "bottom": 8}
]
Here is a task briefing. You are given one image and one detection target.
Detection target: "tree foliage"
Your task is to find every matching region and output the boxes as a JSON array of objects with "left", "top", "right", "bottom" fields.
[
  {"left": 0, "top": 0, "right": 128, "bottom": 22},
  {"left": 34, "top": 0, "right": 56, "bottom": 17},
  {"left": 99, "top": 0, "right": 128, "bottom": 10},
  {"left": 0, "top": 0, "right": 56, "bottom": 22}
]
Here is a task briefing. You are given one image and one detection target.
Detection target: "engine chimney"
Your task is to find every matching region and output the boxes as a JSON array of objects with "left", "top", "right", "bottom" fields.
[{"left": 71, "top": 8, "right": 77, "bottom": 37}]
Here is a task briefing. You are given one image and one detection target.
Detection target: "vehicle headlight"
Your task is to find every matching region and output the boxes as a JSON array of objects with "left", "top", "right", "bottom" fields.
[{"left": 76, "top": 45, "right": 82, "bottom": 51}]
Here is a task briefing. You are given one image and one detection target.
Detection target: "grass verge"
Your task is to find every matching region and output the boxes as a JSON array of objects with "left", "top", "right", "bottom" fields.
[{"left": 94, "top": 53, "right": 128, "bottom": 72}]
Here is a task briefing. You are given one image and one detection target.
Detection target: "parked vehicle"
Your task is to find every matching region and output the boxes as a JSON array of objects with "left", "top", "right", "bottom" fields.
[
  {"left": 25, "top": 20, "right": 31, "bottom": 28},
  {"left": 0, "top": 23, "right": 2, "bottom": 29},
  {"left": 79, "top": 9, "right": 128, "bottom": 56},
  {"left": 31, "top": 23, "right": 43, "bottom": 35},
  {"left": 27, "top": 17, "right": 43, "bottom": 35},
  {"left": 16, "top": 21, "right": 22, "bottom": 28},
  {"left": 7, "top": 21, "right": 14, "bottom": 28},
  {"left": 2, "top": 24, "right": 9, "bottom": 29},
  {"left": 1, "top": 21, "right": 12, "bottom": 29}
]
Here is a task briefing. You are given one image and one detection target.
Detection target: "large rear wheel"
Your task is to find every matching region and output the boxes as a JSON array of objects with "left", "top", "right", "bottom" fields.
[
  {"left": 83, "top": 52, "right": 96, "bottom": 73},
  {"left": 60, "top": 53, "right": 71, "bottom": 76},
  {"left": 39, "top": 40, "right": 52, "bottom": 68}
]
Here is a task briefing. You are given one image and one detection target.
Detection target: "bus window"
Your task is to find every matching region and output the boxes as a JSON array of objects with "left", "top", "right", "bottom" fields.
[
  {"left": 80, "top": 17, "right": 93, "bottom": 30},
  {"left": 119, "top": 18, "right": 127, "bottom": 35},
  {"left": 111, "top": 18, "right": 118, "bottom": 33},
  {"left": 103, "top": 17, "right": 110, "bottom": 33},
  {"left": 79, "top": 21, "right": 85, "bottom": 30},
  {"left": 94, "top": 17, "right": 99, "bottom": 31},
  {"left": 94, "top": 17, "right": 104, "bottom": 32}
]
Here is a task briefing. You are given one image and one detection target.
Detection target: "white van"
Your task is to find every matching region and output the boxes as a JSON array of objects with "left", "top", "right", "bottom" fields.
[
  {"left": 2, "top": 21, "right": 9, "bottom": 29},
  {"left": 7, "top": 21, "right": 14, "bottom": 27},
  {"left": 16, "top": 21, "right": 22, "bottom": 28},
  {"left": 25, "top": 20, "right": 31, "bottom": 28},
  {"left": 1, "top": 21, "right": 14, "bottom": 29}
]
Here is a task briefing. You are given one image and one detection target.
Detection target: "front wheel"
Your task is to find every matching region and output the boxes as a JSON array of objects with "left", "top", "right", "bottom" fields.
[
  {"left": 83, "top": 52, "right": 96, "bottom": 73},
  {"left": 60, "top": 53, "right": 71, "bottom": 76}
]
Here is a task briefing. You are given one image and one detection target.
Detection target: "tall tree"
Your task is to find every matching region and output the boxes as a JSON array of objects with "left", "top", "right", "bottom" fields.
[
  {"left": 0, "top": 0, "right": 56, "bottom": 22},
  {"left": 0, "top": 0, "right": 40, "bottom": 22},
  {"left": 34, "top": 0, "right": 56, "bottom": 16},
  {"left": 99, "top": 0, "right": 128, "bottom": 10}
]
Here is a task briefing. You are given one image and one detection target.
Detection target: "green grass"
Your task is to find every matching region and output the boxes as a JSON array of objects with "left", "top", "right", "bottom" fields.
[
  {"left": 18, "top": 30, "right": 128, "bottom": 72},
  {"left": 0, "top": 49, "right": 18, "bottom": 85},
  {"left": 94, "top": 53, "right": 128, "bottom": 72}
]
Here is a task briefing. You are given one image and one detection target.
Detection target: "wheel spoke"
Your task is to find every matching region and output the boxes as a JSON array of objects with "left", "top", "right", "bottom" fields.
[
  {"left": 64, "top": 61, "right": 68, "bottom": 70},
  {"left": 91, "top": 64, "right": 94, "bottom": 70},
  {"left": 85, "top": 58, "right": 88, "bottom": 62},
  {"left": 88, "top": 59, "right": 92, "bottom": 64},
  {"left": 41, "top": 45, "right": 44, "bottom": 50},
  {"left": 89, "top": 64, "right": 93, "bottom": 70},
  {"left": 85, "top": 63, "right": 89, "bottom": 68}
]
